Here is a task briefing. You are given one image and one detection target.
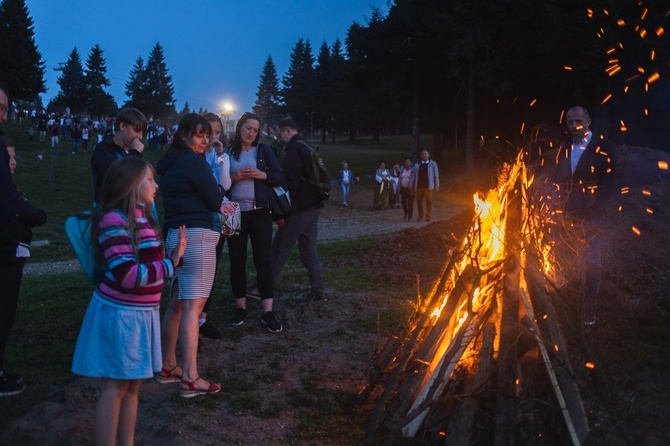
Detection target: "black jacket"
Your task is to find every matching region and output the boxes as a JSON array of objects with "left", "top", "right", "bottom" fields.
[
  {"left": 281, "top": 135, "right": 324, "bottom": 213},
  {"left": 549, "top": 135, "right": 616, "bottom": 221},
  {"left": 90, "top": 136, "right": 142, "bottom": 203}
]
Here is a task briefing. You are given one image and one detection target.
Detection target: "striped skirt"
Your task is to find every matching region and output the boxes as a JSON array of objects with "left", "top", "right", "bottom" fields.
[{"left": 166, "top": 227, "right": 219, "bottom": 300}]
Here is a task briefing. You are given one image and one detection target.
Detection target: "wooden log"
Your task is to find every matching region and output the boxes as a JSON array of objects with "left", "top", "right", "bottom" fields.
[
  {"left": 520, "top": 288, "right": 582, "bottom": 445},
  {"left": 444, "top": 322, "right": 497, "bottom": 445},
  {"left": 494, "top": 180, "right": 522, "bottom": 446},
  {"left": 398, "top": 305, "right": 493, "bottom": 437},
  {"left": 525, "top": 249, "right": 589, "bottom": 443}
]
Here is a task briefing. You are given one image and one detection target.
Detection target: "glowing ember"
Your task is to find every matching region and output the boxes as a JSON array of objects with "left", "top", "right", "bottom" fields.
[
  {"left": 646, "top": 208, "right": 654, "bottom": 214},
  {"left": 632, "top": 226, "right": 641, "bottom": 235},
  {"left": 642, "top": 189, "right": 651, "bottom": 196},
  {"left": 647, "top": 72, "right": 660, "bottom": 83},
  {"left": 601, "top": 93, "right": 612, "bottom": 104},
  {"left": 656, "top": 27, "right": 665, "bottom": 37},
  {"left": 585, "top": 362, "right": 595, "bottom": 369},
  {"left": 659, "top": 161, "right": 668, "bottom": 170},
  {"left": 564, "top": 66, "right": 573, "bottom": 71}
]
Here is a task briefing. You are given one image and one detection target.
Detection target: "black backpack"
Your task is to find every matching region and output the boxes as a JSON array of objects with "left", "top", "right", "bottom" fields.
[{"left": 296, "top": 140, "right": 330, "bottom": 201}]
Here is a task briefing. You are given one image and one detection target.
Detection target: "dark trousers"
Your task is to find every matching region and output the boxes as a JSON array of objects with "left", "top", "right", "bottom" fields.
[
  {"left": 227, "top": 208, "right": 274, "bottom": 300},
  {"left": 0, "top": 258, "right": 26, "bottom": 371},
  {"left": 271, "top": 208, "right": 323, "bottom": 291},
  {"left": 416, "top": 188, "right": 433, "bottom": 218},
  {"left": 400, "top": 186, "right": 413, "bottom": 219},
  {"left": 203, "top": 234, "right": 226, "bottom": 314}
]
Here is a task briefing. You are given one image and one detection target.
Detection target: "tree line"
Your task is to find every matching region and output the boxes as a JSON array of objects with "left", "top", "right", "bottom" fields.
[{"left": 253, "top": 0, "right": 669, "bottom": 166}]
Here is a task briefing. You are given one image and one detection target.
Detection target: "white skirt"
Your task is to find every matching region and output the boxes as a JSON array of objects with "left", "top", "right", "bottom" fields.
[{"left": 166, "top": 227, "right": 218, "bottom": 300}]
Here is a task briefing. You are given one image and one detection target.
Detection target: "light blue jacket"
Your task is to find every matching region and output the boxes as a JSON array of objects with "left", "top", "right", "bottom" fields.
[{"left": 411, "top": 160, "right": 439, "bottom": 190}]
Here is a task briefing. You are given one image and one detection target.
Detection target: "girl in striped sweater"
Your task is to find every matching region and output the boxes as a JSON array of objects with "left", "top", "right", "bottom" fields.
[{"left": 72, "top": 157, "right": 186, "bottom": 446}]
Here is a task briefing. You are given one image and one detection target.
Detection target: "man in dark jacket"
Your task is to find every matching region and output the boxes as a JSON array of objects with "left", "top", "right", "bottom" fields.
[
  {"left": 90, "top": 108, "right": 147, "bottom": 203},
  {"left": 271, "top": 117, "right": 325, "bottom": 301},
  {"left": 0, "top": 82, "right": 47, "bottom": 396},
  {"left": 549, "top": 105, "right": 616, "bottom": 326}
]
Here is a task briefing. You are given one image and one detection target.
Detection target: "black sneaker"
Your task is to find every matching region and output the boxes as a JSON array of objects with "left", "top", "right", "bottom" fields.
[
  {"left": 199, "top": 320, "right": 222, "bottom": 339},
  {"left": 0, "top": 374, "right": 25, "bottom": 397},
  {"left": 261, "top": 311, "right": 283, "bottom": 333},
  {"left": 229, "top": 308, "right": 247, "bottom": 326}
]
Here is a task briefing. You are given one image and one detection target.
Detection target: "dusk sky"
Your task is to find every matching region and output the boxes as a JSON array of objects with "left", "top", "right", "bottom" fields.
[{"left": 28, "top": 0, "right": 389, "bottom": 117}]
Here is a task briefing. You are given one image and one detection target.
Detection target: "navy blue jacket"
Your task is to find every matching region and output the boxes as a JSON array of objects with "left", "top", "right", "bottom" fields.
[{"left": 156, "top": 150, "right": 224, "bottom": 230}]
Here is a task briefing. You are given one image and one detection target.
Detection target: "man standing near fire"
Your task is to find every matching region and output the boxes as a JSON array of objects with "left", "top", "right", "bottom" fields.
[{"left": 549, "top": 105, "right": 616, "bottom": 326}]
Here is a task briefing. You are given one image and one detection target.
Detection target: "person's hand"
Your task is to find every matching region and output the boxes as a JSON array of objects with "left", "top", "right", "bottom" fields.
[
  {"left": 170, "top": 225, "right": 187, "bottom": 265},
  {"left": 276, "top": 219, "right": 285, "bottom": 228},
  {"left": 211, "top": 138, "right": 224, "bottom": 154},
  {"left": 238, "top": 166, "right": 267, "bottom": 180},
  {"left": 130, "top": 137, "right": 144, "bottom": 153}
]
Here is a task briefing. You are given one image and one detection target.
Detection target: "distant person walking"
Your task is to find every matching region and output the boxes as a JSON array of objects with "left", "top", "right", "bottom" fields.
[
  {"left": 412, "top": 150, "right": 439, "bottom": 222},
  {"left": 399, "top": 157, "right": 414, "bottom": 221},
  {"left": 339, "top": 161, "right": 353, "bottom": 206},
  {"left": 373, "top": 161, "right": 390, "bottom": 210},
  {"left": 71, "top": 157, "right": 186, "bottom": 444}
]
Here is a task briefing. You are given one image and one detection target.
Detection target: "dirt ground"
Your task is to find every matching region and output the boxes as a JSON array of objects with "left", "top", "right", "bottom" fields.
[{"left": 2, "top": 147, "right": 670, "bottom": 445}]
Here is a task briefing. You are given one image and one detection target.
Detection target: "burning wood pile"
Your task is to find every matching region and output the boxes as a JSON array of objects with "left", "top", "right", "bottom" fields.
[{"left": 361, "top": 150, "right": 592, "bottom": 445}]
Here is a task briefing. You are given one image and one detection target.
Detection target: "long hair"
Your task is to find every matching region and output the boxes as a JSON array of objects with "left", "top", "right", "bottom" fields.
[
  {"left": 163, "top": 113, "right": 211, "bottom": 158},
  {"left": 92, "top": 157, "right": 161, "bottom": 256},
  {"left": 231, "top": 112, "right": 261, "bottom": 161}
]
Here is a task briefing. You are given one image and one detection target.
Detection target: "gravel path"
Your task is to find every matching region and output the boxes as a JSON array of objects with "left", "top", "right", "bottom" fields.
[{"left": 23, "top": 188, "right": 468, "bottom": 277}]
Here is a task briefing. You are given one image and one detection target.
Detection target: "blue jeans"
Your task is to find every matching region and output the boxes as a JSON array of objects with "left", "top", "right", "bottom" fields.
[{"left": 341, "top": 183, "right": 350, "bottom": 204}]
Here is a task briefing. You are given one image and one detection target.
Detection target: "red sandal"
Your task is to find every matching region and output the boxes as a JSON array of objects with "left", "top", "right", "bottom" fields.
[
  {"left": 179, "top": 376, "right": 221, "bottom": 398},
  {"left": 153, "top": 365, "right": 182, "bottom": 384}
]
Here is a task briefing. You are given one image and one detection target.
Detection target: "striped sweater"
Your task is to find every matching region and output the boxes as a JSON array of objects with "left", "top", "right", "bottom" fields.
[{"left": 94, "top": 207, "right": 174, "bottom": 307}]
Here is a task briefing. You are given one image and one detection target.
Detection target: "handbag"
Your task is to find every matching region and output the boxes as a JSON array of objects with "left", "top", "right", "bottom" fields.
[
  {"left": 270, "top": 186, "right": 292, "bottom": 221},
  {"left": 219, "top": 197, "right": 241, "bottom": 236}
]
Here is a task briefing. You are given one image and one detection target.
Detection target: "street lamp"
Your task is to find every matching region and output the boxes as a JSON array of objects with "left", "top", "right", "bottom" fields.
[{"left": 220, "top": 102, "right": 235, "bottom": 141}]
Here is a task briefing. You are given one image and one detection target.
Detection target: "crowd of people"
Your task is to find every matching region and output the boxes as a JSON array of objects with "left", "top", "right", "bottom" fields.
[
  {"left": 356, "top": 149, "right": 440, "bottom": 221},
  {"left": 0, "top": 79, "right": 332, "bottom": 443}
]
